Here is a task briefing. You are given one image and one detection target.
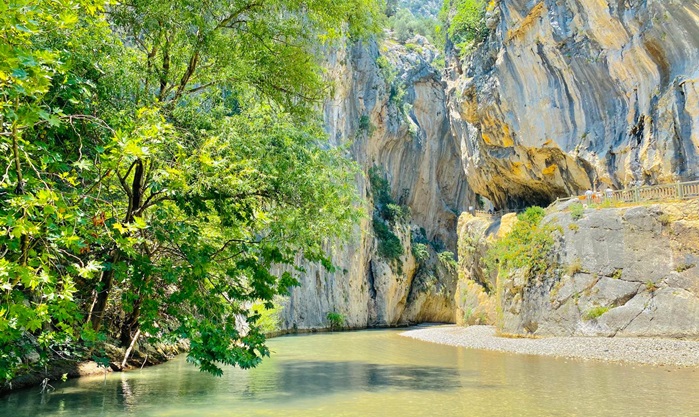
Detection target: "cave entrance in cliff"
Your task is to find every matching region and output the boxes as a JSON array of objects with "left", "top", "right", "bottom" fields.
[
  {"left": 475, "top": 194, "right": 495, "bottom": 213},
  {"left": 489, "top": 190, "right": 558, "bottom": 213}
]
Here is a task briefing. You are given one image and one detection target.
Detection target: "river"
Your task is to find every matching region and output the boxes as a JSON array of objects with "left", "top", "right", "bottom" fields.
[{"left": 1, "top": 328, "right": 698, "bottom": 416}]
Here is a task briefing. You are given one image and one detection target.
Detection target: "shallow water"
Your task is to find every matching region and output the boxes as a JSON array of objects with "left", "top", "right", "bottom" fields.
[{"left": 2, "top": 328, "right": 698, "bottom": 416}]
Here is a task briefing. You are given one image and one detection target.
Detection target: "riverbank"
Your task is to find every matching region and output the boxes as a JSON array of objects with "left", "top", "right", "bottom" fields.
[
  {"left": 1, "top": 341, "right": 187, "bottom": 396},
  {"left": 401, "top": 325, "right": 699, "bottom": 367}
]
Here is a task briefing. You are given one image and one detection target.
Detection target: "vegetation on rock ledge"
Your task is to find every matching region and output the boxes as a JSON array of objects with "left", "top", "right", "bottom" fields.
[
  {"left": 484, "top": 207, "right": 559, "bottom": 282},
  {"left": 440, "top": 0, "right": 491, "bottom": 56},
  {"left": 370, "top": 166, "right": 410, "bottom": 263}
]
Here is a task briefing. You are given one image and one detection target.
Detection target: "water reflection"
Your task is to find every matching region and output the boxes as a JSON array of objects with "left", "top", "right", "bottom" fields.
[
  {"left": 1, "top": 329, "right": 698, "bottom": 417},
  {"left": 270, "top": 361, "right": 463, "bottom": 396}
]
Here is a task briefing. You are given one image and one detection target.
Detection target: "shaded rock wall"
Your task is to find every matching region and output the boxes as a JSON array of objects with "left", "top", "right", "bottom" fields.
[
  {"left": 279, "top": 39, "right": 472, "bottom": 331},
  {"left": 448, "top": 0, "right": 699, "bottom": 208}
]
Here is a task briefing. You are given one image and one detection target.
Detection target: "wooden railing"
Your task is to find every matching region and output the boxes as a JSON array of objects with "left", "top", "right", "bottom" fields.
[
  {"left": 556, "top": 180, "right": 699, "bottom": 205},
  {"left": 472, "top": 209, "right": 520, "bottom": 219},
  {"left": 467, "top": 180, "right": 699, "bottom": 221}
]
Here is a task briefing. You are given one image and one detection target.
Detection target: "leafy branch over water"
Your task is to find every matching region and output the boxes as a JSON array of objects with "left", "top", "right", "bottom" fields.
[{"left": 0, "top": 0, "right": 382, "bottom": 381}]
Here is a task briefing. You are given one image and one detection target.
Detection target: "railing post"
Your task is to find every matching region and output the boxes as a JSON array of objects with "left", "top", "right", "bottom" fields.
[
  {"left": 677, "top": 181, "right": 684, "bottom": 199},
  {"left": 634, "top": 186, "right": 640, "bottom": 203}
]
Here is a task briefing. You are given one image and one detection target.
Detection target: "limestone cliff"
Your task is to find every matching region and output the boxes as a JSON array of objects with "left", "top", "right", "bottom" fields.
[
  {"left": 447, "top": 0, "right": 699, "bottom": 208},
  {"left": 514, "top": 200, "right": 699, "bottom": 337},
  {"left": 456, "top": 201, "right": 699, "bottom": 338},
  {"left": 279, "top": 38, "right": 472, "bottom": 331},
  {"left": 281, "top": 0, "right": 699, "bottom": 335}
]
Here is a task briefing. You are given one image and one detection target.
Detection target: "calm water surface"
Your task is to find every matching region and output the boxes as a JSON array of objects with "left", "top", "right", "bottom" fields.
[{"left": 2, "top": 328, "right": 698, "bottom": 416}]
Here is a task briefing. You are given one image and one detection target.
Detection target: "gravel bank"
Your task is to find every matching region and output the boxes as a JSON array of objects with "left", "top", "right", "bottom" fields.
[{"left": 401, "top": 325, "right": 699, "bottom": 367}]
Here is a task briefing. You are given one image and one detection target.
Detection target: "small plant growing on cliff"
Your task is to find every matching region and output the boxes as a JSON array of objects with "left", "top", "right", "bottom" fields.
[
  {"left": 658, "top": 213, "right": 672, "bottom": 226},
  {"left": 675, "top": 262, "right": 696, "bottom": 273},
  {"left": 570, "top": 203, "right": 584, "bottom": 220},
  {"left": 645, "top": 280, "right": 659, "bottom": 293},
  {"left": 438, "top": 251, "right": 458, "bottom": 271},
  {"left": 384, "top": 203, "right": 410, "bottom": 223},
  {"left": 583, "top": 306, "right": 610, "bottom": 321},
  {"left": 358, "top": 115, "right": 374, "bottom": 136},
  {"left": 566, "top": 258, "right": 582, "bottom": 276},
  {"left": 412, "top": 242, "right": 430, "bottom": 262},
  {"left": 376, "top": 55, "right": 396, "bottom": 84},
  {"left": 369, "top": 166, "right": 393, "bottom": 208},
  {"left": 326, "top": 312, "right": 345, "bottom": 330},
  {"left": 568, "top": 223, "right": 579, "bottom": 232}
]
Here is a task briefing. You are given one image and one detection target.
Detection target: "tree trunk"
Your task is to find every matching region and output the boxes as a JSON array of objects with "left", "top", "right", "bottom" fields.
[
  {"left": 119, "top": 295, "right": 142, "bottom": 347},
  {"left": 89, "top": 158, "right": 145, "bottom": 331},
  {"left": 88, "top": 249, "right": 120, "bottom": 331}
]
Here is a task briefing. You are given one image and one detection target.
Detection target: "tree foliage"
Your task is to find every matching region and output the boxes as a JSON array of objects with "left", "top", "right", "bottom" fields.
[
  {"left": 440, "top": 0, "right": 489, "bottom": 55},
  {"left": 368, "top": 166, "right": 407, "bottom": 262},
  {"left": 388, "top": 8, "right": 439, "bottom": 45},
  {"left": 0, "top": 0, "right": 380, "bottom": 381},
  {"left": 484, "top": 207, "right": 559, "bottom": 281}
]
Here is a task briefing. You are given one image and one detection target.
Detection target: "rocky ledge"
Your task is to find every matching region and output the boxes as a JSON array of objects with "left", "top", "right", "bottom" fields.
[{"left": 456, "top": 199, "right": 699, "bottom": 339}]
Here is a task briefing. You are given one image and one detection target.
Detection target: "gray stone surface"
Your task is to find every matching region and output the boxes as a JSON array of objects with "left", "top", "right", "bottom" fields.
[
  {"left": 447, "top": 0, "right": 699, "bottom": 207},
  {"left": 280, "top": 38, "right": 473, "bottom": 331},
  {"left": 584, "top": 277, "right": 641, "bottom": 308},
  {"left": 471, "top": 201, "right": 699, "bottom": 338}
]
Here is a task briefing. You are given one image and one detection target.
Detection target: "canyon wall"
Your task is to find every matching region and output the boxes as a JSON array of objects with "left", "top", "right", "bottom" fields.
[
  {"left": 447, "top": 0, "right": 699, "bottom": 208},
  {"left": 280, "top": 0, "right": 699, "bottom": 335},
  {"left": 279, "top": 39, "right": 472, "bottom": 331}
]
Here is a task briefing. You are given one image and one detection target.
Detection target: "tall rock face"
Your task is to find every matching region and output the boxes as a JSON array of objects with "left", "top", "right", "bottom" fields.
[
  {"left": 448, "top": 0, "right": 699, "bottom": 208},
  {"left": 279, "top": 38, "right": 472, "bottom": 331}
]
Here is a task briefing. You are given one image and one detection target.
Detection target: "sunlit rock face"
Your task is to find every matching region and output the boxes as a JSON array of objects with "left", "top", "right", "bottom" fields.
[
  {"left": 448, "top": 0, "right": 699, "bottom": 208},
  {"left": 279, "top": 39, "right": 473, "bottom": 331},
  {"left": 454, "top": 201, "right": 699, "bottom": 338},
  {"left": 504, "top": 200, "right": 699, "bottom": 338}
]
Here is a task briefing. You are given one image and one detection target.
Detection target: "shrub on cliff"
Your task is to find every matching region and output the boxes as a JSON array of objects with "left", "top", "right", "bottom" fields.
[
  {"left": 412, "top": 242, "right": 430, "bottom": 262},
  {"left": 373, "top": 216, "right": 404, "bottom": 261},
  {"left": 484, "top": 207, "right": 559, "bottom": 280},
  {"left": 326, "top": 312, "right": 346, "bottom": 330},
  {"left": 440, "top": 0, "right": 489, "bottom": 54},
  {"left": 369, "top": 166, "right": 410, "bottom": 262}
]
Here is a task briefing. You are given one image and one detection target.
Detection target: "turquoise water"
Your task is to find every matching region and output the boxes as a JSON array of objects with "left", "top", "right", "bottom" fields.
[{"left": 1, "top": 328, "right": 698, "bottom": 416}]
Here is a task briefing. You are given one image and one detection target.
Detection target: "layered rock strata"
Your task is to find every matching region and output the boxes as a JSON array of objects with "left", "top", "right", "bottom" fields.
[{"left": 448, "top": 0, "right": 699, "bottom": 208}]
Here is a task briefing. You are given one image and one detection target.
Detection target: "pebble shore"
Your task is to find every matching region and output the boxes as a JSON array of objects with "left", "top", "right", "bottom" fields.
[{"left": 400, "top": 325, "right": 699, "bottom": 367}]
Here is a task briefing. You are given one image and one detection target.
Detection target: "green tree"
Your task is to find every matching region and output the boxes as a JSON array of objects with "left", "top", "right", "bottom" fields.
[
  {"left": 388, "top": 8, "right": 439, "bottom": 44},
  {"left": 440, "top": 0, "right": 489, "bottom": 54},
  {"left": 484, "top": 207, "right": 559, "bottom": 282},
  {"left": 0, "top": 0, "right": 113, "bottom": 382},
  {"left": 0, "top": 0, "right": 380, "bottom": 381}
]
